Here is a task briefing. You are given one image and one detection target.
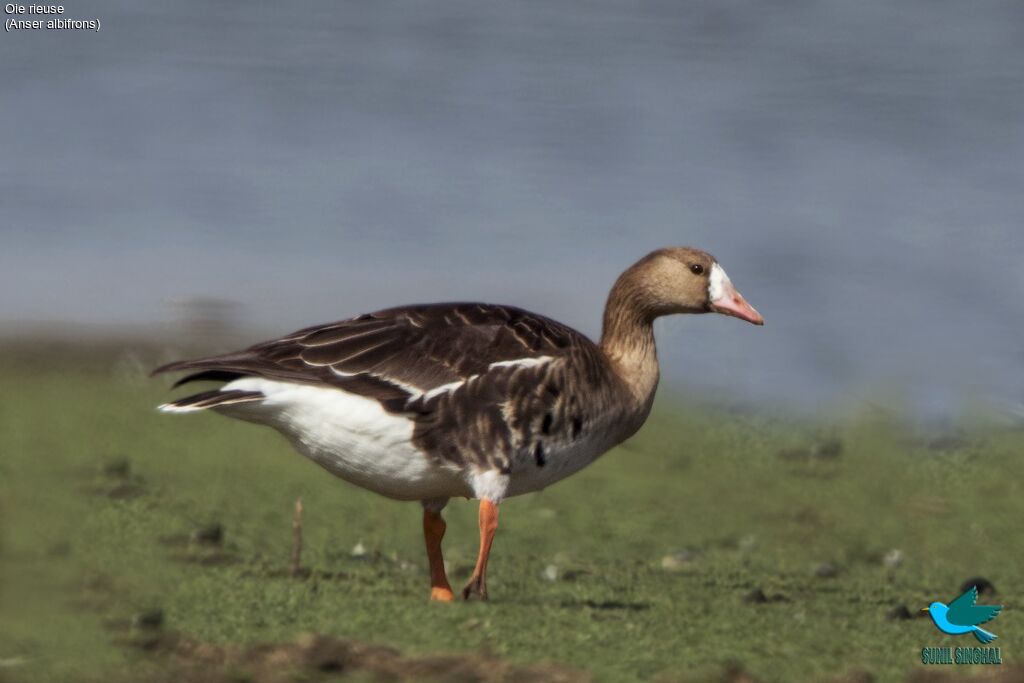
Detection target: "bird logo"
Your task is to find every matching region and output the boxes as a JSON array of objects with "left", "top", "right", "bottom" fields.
[{"left": 923, "top": 586, "right": 1001, "bottom": 644}]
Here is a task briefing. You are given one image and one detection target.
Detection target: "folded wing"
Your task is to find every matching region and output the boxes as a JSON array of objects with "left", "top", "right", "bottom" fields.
[{"left": 153, "top": 302, "right": 583, "bottom": 411}]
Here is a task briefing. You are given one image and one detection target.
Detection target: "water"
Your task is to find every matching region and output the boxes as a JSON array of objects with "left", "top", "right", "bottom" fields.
[{"left": 3, "top": 0, "right": 1023, "bottom": 416}]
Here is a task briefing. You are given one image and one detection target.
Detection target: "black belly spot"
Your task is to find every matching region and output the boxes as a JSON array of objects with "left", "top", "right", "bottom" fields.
[
  {"left": 541, "top": 412, "right": 553, "bottom": 435},
  {"left": 533, "top": 442, "right": 546, "bottom": 467},
  {"left": 571, "top": 416, "right": 583, "bottom": 439}
]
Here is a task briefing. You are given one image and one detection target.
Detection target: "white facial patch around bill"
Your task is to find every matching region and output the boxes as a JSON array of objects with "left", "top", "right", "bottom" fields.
[{"left": 708, "top": 262, "right": 732, "bottom": 302}]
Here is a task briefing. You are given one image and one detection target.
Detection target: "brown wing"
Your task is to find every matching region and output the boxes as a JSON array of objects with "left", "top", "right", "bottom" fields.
[{"left": 153, "top": 302, "right": 587, "bottom": 407}]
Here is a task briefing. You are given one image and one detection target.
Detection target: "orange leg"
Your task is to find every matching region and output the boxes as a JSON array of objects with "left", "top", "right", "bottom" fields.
[
  {"left": 423, "top": 508, "right": 454, "bottom": 602},
  {"left": 462, "top": 499, "right": 499, "bottom": 600}
]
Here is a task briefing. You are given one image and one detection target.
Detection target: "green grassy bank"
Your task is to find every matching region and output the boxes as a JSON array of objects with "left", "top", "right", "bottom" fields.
[{"left": 0, "top": 344, "right": 1020, "bottom": 682}]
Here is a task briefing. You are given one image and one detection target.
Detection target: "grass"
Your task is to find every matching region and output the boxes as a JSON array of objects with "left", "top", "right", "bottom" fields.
[{"left": 1, "top": 343, "right": 1021, "bottom": 682}]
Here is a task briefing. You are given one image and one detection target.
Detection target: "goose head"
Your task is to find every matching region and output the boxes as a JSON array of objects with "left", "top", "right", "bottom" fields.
[{"left": 614, "top": 247, "right": 764, "bottom": 325}]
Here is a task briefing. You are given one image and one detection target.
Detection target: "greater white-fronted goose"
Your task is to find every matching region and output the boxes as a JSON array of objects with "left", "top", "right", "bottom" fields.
[{"left": 153, "top": 247, "right": 763, "bottom": 601}]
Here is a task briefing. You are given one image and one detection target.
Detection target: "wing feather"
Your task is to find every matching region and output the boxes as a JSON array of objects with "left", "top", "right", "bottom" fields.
[{"left": 153, "top": 303, "right": 590, "bottom": 409}]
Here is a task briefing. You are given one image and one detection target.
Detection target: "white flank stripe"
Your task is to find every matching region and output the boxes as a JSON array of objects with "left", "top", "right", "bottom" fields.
[
  {"left": 422, "top": 376, "right": 478, "bottom": 401},
  {"left": 158, "top": 402, "right": 206, "bottom": 413},
  {"left": 420, "top": 356, "right": 552, "bottom": 401},
  {"left": 488, "top": 356, "right": 552, "bottom": 370},
  {"left": 319, "top": 356, "right": 553, "bottom": 404},
  {"left": 330, "top": 366, "right": 424, "bottom": 397}
]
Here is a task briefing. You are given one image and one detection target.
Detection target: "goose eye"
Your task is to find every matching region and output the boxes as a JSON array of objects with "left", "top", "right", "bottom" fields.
[{"left": 689, "top": 264, "right": 704, "bottom": 275}]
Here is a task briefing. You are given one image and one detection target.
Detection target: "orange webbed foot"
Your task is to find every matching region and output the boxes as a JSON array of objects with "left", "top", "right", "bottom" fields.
[{"left": 430, "top": 586, "right": 456, "bottom": 602}]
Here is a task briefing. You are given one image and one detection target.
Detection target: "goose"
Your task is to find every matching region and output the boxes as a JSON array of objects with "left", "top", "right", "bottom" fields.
[{"left": 153, "top": 247, "right": 763, "bottom": 601}]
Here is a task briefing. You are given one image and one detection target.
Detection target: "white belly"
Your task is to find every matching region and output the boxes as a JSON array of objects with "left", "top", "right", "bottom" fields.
[{"left": 215, "top": 378, "right": 470, "bottom": 501}]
